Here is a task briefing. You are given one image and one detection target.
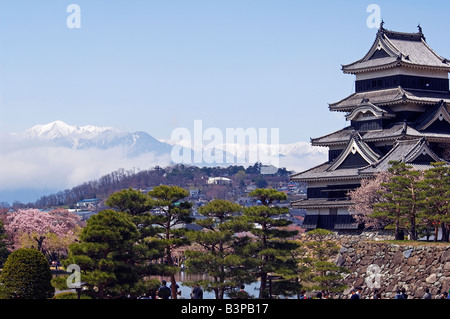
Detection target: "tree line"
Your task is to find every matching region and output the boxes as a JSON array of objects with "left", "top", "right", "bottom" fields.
[
  {"left": 0, "top": 185, "right": 349, "bottom": 299},
  {"left": 37, "top": 186, "right": 344, "bottom": 299},
  {"left": 349, "top": 161, "right": 450, "bottom": 242},
  {"left": 56, "top": 187, "right": 303, "bottom": 299},
  {"left": 7, "top": 163, "right": 292, "bottom": 209}
]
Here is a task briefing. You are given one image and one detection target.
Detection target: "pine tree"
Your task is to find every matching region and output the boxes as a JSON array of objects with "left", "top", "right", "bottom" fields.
[
  {"left": 64, "top": 210, "right": 140, "bottom": 299},
  {"left": 105, "top": 188, "right": 167, "bottom": 288},
  {"left": 243, "top": 188, "right": 300, "bottom": 298},
  {"left": 418, "top": 162, "right": 450, "bottom": 242},
  {"left": 185, "top": 199, "right": 252, "bottom": 299},
  {"left": 147, "top": 185, "right": 193, "bottom": 299},
  {"left": 105, "top": 188, "right": 153, "bottom": 216},
  {"left": 297, "top": 229, "right": 348, "bottom": 297},
  {"left": 373, "top": 161, "right": 423, "bottom": 240}
]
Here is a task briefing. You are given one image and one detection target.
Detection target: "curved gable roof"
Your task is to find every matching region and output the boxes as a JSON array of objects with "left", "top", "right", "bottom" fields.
[
  {"left": 327, "top": 132, "right": 380, "bottom": 171},
  {"left": 415, "top": 100, "right": 450, "bottom": 131},
  {"left": 359, "top": 138, "right": 446, "bottom": 175},
  {"left": 345, "top": 101, "right": 395, "bottom": 121},
  {"left": 342, "top": 25, "right": 450, "bottom": 74}
]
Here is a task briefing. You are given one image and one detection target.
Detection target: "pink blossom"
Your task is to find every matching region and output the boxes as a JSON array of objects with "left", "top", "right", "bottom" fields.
[
  {"left": 348, "top": 172, "right": 391, "bottom": 229},
  {"left": 4, "top": 208, "right": 84, "bottom": 254}
]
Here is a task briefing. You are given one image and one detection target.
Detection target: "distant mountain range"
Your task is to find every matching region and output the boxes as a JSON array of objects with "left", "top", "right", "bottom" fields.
[
  {"left": 1, "top": 121, "right": 327, "bottom": 203},
  {"left": 17, "top": 120, "right": 173, "bottom": 157},
  {"left": 17, "top": 120, "right": 327, "bottom": 165}
]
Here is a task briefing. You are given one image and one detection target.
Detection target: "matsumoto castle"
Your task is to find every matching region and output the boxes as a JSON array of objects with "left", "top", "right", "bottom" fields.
[{"left": 291, "top": 23, "right": 450, "bottom": 231}]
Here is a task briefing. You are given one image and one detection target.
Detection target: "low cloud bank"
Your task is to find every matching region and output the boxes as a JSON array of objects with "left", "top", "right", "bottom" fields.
[
  {"left": 0, "top": 135, "right": 171, "bottom": 203},
  {"left": 0, "top": 131, "right": 327, "bottom": 203}
]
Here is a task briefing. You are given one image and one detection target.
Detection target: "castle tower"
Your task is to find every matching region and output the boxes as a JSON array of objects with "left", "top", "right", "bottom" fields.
[{"left": 291, "top": 24, "right": 450, "bottom": 231}]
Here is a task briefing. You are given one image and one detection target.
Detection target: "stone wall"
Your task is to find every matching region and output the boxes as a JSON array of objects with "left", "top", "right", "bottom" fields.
[{"left": 335, "top": 237, "right": 450, "bottom": 299}]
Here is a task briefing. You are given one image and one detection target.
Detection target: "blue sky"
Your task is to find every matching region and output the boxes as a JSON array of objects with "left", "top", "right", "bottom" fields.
[{"left": 1, "top": 1, "right": 450, "bottom": 143}]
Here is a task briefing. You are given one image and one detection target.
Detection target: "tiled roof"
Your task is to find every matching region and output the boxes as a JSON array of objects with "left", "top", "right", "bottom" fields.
[
  {"left": 329, "top": 87, "right": 450, "bottom": 112},
  {"left": 291, "top": 198, "right": 353, "bottom": 209},
  {"left": 363, "top": 123, "right": 417, "bottom": 141},
  {"left": 414, "top": 100, "right": 450, "bottom": 131},
  {"left": 345, "top": 102, "right": 395, "bottom": 121},
  {"left": 292, "top": 137, "right": 448, "bottom": 182},
  {"left": 327, "top": 132, "right": 380, "bottom": 171},
  {"left": 290, "top": 162, "right": 360, "bottom": 182},
  {"left": 359, "top": 138, "right": 445, "bottom": 175},
  {"left": 342, "top": 27, "right": 450, "bottom": 74},
  {"left": 311, "top": 127, "right": 354, "bottom": 146},
  {"left": 312, "top": 119, "right": 450, "bottom": 147}
]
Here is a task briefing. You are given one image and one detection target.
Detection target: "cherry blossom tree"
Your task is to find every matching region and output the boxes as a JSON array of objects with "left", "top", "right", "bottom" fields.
[
  {"left": 4, "top": 208, "right": 84, "bottom": 259},
  {"left": 348, "top": 171, "right": 392, "bottom": 229}
]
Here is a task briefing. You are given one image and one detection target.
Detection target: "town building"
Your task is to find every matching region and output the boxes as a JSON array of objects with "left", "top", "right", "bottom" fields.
[
  {"left": 207, "top": 177, "right": 232, "bottom": 185},
  {"left": 291, "top": 23, "right": 450, "bottom": 231},
  {"left": 76, "top": 198, "right": 100, "bottom": 210}
]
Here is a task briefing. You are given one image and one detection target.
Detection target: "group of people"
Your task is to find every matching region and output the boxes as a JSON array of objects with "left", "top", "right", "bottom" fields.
[
  {"left": 154, "top": 280, "right": 203, "bottom": 299},
  {"left": 298, "top": 287, "right": 450, "bottom": 299},
  {"left": 349, "top": 287, "right": 450, "bottom": 299},
  {"left": 149, "top": 280, "right": 450, "bottom": 300},
  {"left": 426, "top": 289, "right": 450, "bottom": 299}
]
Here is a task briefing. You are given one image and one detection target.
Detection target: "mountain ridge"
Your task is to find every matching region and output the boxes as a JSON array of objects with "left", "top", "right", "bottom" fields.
[
  {"left": 15, "top": 120, "right": 327, "bottom": 161},
  {"left": 19, "top": 120, "right": 172, "bottom": 156},
  {"left": 0, "top": 121, "right": 327, "bottom": 203}
]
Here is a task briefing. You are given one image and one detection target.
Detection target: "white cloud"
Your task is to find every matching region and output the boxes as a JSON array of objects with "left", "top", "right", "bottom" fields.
[
  {"left": 0, "top": 141, "right": 171, "bottom": 195},
  {"left": 0, "top": 125, "right": 326, "bottom": 203}
]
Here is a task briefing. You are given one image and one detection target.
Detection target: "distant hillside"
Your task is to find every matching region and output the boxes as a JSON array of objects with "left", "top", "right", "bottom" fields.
[
  {"left": 22, "top": 163, "right": 296, "bottom": 209},
  {"left": 1, "top": 121, "right": 326, "bottom": 204}
]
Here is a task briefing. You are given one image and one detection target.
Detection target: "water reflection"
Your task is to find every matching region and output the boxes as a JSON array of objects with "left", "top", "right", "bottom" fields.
[
  {"left": 53, "top": 271, "right": 262, "bottom": 299},
  {"left": 156, "top": 271, "right": 261, "bottom": 299}
]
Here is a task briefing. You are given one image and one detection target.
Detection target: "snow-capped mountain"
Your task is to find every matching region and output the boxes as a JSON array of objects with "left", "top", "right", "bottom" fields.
[
  {"left": 1, "top": 121, "right": 328, "bottom": 203},
  {"left": 19, "top": 120, "right": 172, "bottom": 156},
  {"left": 19, "top": 121, "right": 327, "bottom": 168},
  {"left": 24, "top": 120, "right": 113, "bottom": 141}
]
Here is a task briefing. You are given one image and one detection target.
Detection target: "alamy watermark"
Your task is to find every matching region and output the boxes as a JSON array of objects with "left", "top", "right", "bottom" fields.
[
  {"left": 365, "top": 264, "right": 382, "bottom": 289},
  {"left": 66, "top": 264, "right": 81, "bottom": 289},
  {"left": 170, "top": 120, "right": 280, "bottom": 174},
  {"left": 366, "top": 4, "right": 381, "bottom": 29},
  {"left": 66, "top": 4, "right": 81, "bottom": 29}
]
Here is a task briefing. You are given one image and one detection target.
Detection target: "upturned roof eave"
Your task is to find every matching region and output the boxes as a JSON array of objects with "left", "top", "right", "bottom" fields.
[
  {"left": 291, "top": 199, "right": 353, "bottom": 209},
  {"left": 329, "top": 91, "right": 450, "bottom": 112},
  {"left": 291, "top": 175, "right": 362, "bottom": 183},
  {"left": 342, "top": 61, "right": 450, "bottom": 75}
]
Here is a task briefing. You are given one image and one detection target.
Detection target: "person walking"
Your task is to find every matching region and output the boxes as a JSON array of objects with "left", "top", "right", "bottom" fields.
[
  {"left": 298, "top": 289, "right": 307, "bottom": 300},
  {"left": 422, "top": 288, "right": 432, "bottom": 299},
  {"left": 191, "top": 284, "right": 203, "bottom": 299},
  {"left": 371, "top": 288, "right": 381, "bottom": 299},
  {"left": 394, "top": 289, "right": 405, "bottom": 299},
  {"left": 401, "top": 287, "right": 408, "bottom": 299},
  {"left": 350, "top": 288, "right": 360, "bottom": 299},
  {"left": 157, "top": 280, "right": 171, "bottom": 299}
]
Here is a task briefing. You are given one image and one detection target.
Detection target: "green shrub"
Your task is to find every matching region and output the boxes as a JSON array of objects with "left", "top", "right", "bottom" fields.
[{"left": 0, "top": 248, "right": 54, "bottom": 299}]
